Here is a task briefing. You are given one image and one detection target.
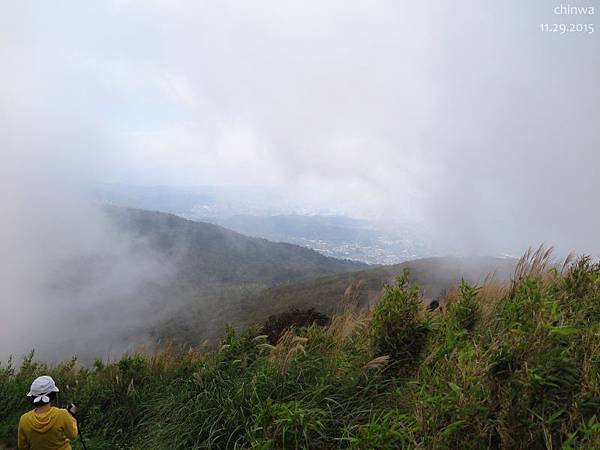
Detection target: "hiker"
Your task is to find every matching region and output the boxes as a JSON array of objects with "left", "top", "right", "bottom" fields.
[{"left": 17, "top": 376, "right": 78, "bottom": 450}]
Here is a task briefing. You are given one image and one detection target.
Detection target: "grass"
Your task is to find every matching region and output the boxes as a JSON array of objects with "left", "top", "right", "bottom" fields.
[{"left": 2, "top": 247, "right": 600, "bottom": 449}]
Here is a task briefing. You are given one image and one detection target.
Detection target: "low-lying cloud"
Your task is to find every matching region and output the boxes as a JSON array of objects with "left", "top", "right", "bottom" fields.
[{"left": 1, "top": 1, "right": 598, "bottom": 359}]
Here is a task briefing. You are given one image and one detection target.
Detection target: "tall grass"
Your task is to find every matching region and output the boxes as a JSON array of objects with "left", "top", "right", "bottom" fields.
[{"left": 2, "top": 248, "right": 600, "bottom": 449}]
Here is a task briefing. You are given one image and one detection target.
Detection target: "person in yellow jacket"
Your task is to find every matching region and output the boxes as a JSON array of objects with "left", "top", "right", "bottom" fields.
[{"left": 18, "top": 375, "right": 78, "bottom": 450}]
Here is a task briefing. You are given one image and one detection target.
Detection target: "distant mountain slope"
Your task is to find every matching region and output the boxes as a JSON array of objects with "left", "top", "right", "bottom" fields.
[
  {"left": 243, "top": 256, "right": 517, "bottom": 320},
  {"left": 104, "top": 206, "right": 368, "bottom": 286},
  {"left": 156, "top": 254, "right": 516, "bottom": 344},
  {"left": 91, "top": 183, "right": 432, "bottom": 264},
  {"left": 60, "top": 206, "right": 516, "bottom": 354},
  {"left": 201, "top": 214, "right": 431, "bottom": 264},
  {"left": 75, "top": 206, "right": 369, "bottom": 351}
]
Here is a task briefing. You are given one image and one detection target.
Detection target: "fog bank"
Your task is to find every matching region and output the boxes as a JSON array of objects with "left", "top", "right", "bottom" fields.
[{"left": 1, "top": 1, "right": 599, "bottom": 359}]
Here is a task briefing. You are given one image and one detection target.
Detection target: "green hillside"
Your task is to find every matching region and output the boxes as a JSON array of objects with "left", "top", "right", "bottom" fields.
[
  {"left": 205, "top": 256, "right": 516, "bottom": 336},
  {"left": 151, "top": 256, "right": 515, "bottom": 345},
  {"left": 105, "top": 206, "right": 367, "bottom": 285},
  {"left": 100, "top": 207, "right": 368, "bottom": 346},
  {"left": 105, "top": 207, "right": 515, "bottom": 348},
  {"left": 2, "top": 249, "right": 599, "bottom": 449}
]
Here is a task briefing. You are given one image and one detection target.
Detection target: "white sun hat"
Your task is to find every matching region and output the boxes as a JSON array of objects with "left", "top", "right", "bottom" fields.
[{"left": 27, "top": 375, "right": 60, "bottom": 404}]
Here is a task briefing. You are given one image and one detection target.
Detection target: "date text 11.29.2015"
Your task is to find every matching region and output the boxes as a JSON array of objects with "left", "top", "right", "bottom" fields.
[{"left": 540, "top": 23, "right": 595, "bottom": 34}]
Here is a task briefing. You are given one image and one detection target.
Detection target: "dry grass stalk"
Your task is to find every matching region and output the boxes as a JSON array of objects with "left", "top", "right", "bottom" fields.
[
  {"left": 513, "top": 245, "right": 579, "bottom": 297},
  {"left": 257, "top": 343, "right": 275, "bottom": 352},
  {"left": 478, "top": 281, "right": 510, "bottom": 320},
  {"left": 560, "top": 252, "right": 576, "bottom": 275},
  {"left": 269, "top": 329, "right": 308, "bottom": 372},
  {"left": 126, "top": 378, "right": 135, "bottom": 396},
  {"left": 439, "top": 286, "right": 459, "bottom": 316},
  {"left": 363, "top": 355, "right": 390, "bottom": 370},
  {"left": 252, "top": 335, "right": 268, "bottom": 342},
  {"left": 328, "top": 307, "right": 370, "bottom": 346},
  {"left": 514, "top": 244, "right": 554, "bottom": 280},
  {"left": 343, "top": 279, "right": 366, "bottom": 305}
]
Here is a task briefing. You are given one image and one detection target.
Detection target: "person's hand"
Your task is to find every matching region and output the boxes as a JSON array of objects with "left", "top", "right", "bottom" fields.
[{"left": 67, "top": 403, "right": 78, "bottom": 415}]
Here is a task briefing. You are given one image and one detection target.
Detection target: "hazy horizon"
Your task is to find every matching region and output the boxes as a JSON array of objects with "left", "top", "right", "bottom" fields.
[{"left": 1, "top": 1, "right": 598, "bottom": 360}]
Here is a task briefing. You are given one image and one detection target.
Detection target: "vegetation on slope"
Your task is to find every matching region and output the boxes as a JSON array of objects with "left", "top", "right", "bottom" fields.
[
  {"left": 2, "top": 248, "right": 600, "bottom": 449},
  {"left": 105, "top": 206, "right": 367, "bottom": 286},
  {"left": 57, "top": 206, "right": 368, "bottom": 351},
  {"left": 247, "top": 256, "right": 516, "bottom": 317}
]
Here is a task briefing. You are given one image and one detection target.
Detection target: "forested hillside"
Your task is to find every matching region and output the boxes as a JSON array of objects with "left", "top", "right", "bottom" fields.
[
  {"left": 104, "top": 206, "right": 367, "bottom": 285},
  {"left": 103, "top": 208, "right": 517, "bottom": 347}
]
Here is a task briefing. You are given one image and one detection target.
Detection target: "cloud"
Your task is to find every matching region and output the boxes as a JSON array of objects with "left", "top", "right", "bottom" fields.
[
  {"left": 0, "top": 0, "right": 598, "bottom": 361},
  {"left": 3, "top": 1, "right": 598, "bottom": 221},
  {"left": 0, "top": 31, "right": 175, "bottom": 361},
  {"left": 422, "top": 1, "right": 600, "bottom": 255}
]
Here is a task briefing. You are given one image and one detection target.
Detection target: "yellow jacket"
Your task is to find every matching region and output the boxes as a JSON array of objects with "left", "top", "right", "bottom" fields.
[{"left": 18, "top": 407, "right": 78, "bottom": 450}]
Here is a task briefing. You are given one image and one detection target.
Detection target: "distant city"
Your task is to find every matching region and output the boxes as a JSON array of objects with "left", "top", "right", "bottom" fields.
[{"left": 91, "top": 183, "right": 435, "bottom": 265}]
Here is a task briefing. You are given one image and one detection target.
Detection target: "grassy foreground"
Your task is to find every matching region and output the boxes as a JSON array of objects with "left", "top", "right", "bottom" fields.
[{"left": 2, "top": 249, "right": 600, "bottom": 449}]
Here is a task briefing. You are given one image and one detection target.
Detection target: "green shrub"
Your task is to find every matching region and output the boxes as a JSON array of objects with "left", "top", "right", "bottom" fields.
[
  {"left": 371, "top": 270, "right": 428, "bottom": 367},
  {"left": 446, "top": 280, "right": 480, "bottom": 334},
  {"left": 261, "top": 308, "right": 330, "bottom": 345}
]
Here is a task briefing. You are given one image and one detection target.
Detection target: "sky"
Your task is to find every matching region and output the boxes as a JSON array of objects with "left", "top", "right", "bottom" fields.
[
  {"left": 1, "top": 1, "right": 599, "bottom": 254},
  {"left": 1, "top": 0, "right": 599, "bottom": 361}
]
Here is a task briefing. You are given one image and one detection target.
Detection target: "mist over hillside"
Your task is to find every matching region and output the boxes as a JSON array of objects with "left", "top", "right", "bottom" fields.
[
  {"left": 258, "top": 255, "right": 516, "bottom": 314},
  {"left": 2, "top": 1, "right": 598, "bottom": 448},
  {"left": 1, "top": 202, "right": 516, "bottom": 362},
  {"left": 104, "top": 206, "right": 367, "bottom": 285},
  {"left": 4, "top": 250, "right": 599, "bottom": 450},
  {"left": 54, "top": 207, "right": 518, "bottom": 357},
  {"left": 161, "top": 255, "right": 517, "bottom": 344},
  {"left": 92, "top": 183, "right": 433, "bottom": 264},
  {"left": 0, "top": 205, "right": 367, "bottom": 362}
]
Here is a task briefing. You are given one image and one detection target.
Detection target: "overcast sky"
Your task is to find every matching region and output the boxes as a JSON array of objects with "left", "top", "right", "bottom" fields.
[{"left": 2, "top": 0, "right": 599, "bottom": 256}]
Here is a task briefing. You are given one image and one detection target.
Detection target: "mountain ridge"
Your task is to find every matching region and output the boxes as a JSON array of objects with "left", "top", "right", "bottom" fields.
[{"left": 103, "top": 205, "right": 369, "bottom": 286}]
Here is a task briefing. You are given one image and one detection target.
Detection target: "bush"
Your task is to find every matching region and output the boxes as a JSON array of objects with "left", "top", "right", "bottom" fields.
[
  {"left": 261, "top": 308, "right": 330, "bottom": 344},
  {"left": 446, "top": 280, "right": 480, "bottom": 334},
  {"left": 371, "top": 270, "right": 428, "bottom": 367}
]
